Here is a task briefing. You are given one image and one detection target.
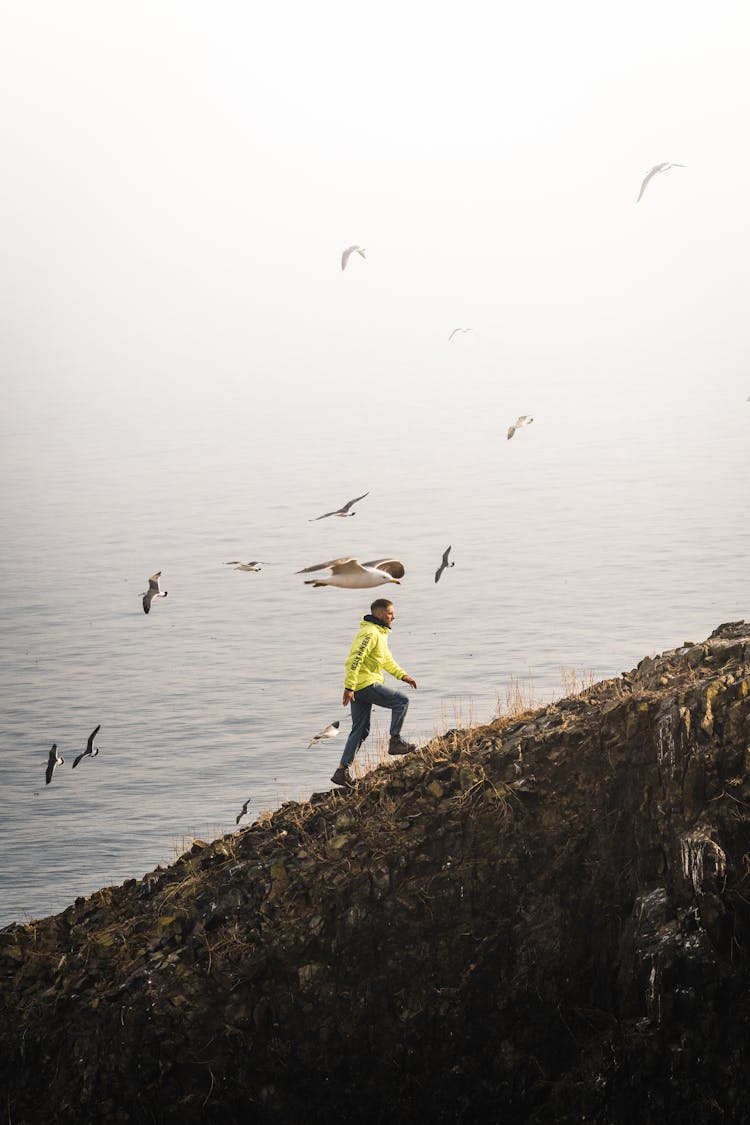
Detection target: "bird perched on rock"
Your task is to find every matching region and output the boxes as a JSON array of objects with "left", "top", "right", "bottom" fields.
[
  {"left": 308, "top": 720, "right": 340, "bottom": 748},
  {"left": 637, "top": 162, "right": 686, "bottom": 202},
  {"left": 45, "top": 744, "right": 64, "bottom": 785},
  {"left": 341, "top": 245, "right": 366, "bottom": 270},
  {"left": 72, "top": 725, "right": 101, "bottom": 769},
  {"left": 309, "top": 492, "right": 369, "bottom": 521},
  {"left": 142, "top": 571, "right": 168, "bottom": 614},
  {"left": 507, "top": 415, "right": 534, "bottom": 441},
  {"left": 297, "top": 557, "right": 404, "bottom": 589},
  {"left": 435, "top": 546, "right": 455, "bottom": 584}
]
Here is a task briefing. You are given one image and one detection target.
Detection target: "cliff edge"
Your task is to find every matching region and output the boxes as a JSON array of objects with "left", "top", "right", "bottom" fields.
[{"left": 2, "top": 622, "right": 750, "bottom": 1123}]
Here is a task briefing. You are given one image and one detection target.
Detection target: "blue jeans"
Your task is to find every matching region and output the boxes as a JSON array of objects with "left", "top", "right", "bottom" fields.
[{"left": 340, "top": 682, "right": 410, "bottom": 768}]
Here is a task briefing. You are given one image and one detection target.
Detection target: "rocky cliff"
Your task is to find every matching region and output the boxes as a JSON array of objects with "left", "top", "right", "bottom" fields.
[{"left": 3, "top": 622, "right": 750, "bottom": 1124}]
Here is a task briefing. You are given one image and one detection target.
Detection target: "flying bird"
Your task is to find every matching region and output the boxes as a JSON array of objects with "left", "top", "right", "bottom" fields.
[
  {"left": 507, "top": 415, "right": 534, "bottom": 440},
  {"left": 224, "top": 561, "right": 264, "bottom": 571},
  {"left": 341, "top": 245, "right": 366, "bottom": 271},
  {"left": 309, "top": 492, "right": 369, "bottom": 521},
  {"left": 435, "top": 546, "right": 455, "bottom": 584},
  {"left": 297, "top": 557, "right": 405, "bottom": 589},
  {"left": 72, "top": 725, "right": 101, "bottom": 769},
  {"left": 142, "top": 572, "right": 168, "bottom": 614},
  {"left": 448, "top": 328, "right": 471, "bottom": 341},
  {"left": 637, "top": 162, "right": 686, "bottom": 202},
  {"left": 45, "top": 744, "right": 64, "bottom": 785},
  {"left": 235, "top": 797, "right": 252, "bottom": 825},
  {"left": 308, "top": 720, "right": 340, "bottom": 748}
]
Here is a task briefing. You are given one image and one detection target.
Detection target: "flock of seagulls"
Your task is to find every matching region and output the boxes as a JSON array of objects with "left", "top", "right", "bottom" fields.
[
  {"left": 45, "top": 726, "right": 101, "bottom": 786},
  {"left": 47, "top": 182, "right": 688, "bottom": 801}
]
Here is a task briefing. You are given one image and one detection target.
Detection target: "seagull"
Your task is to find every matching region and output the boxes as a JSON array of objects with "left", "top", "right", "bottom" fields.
[
  {"left": 45, "top": 744, "right": 64, "bottom": 785},
  {"left": 309, "top": 492, "right": 369, "bottom": 521},
  {"left": 435, "top": 546, "right": 455, "bottom": 584},
  {"left": 235, "top": 797, "right": 252, "bottom": 826},
  {"left": 142, "top": 572, "right": 168, "bottom": 614},
  {"left": 448, "top": 328, "right": 471, "bottom": 341},
  {"left": 224, "top": 561, "right": 264, "bottom": 571},
  {"left": 308, "top": 720, "right": 340, "bottom": 748},
  {"left": 637, "top": 162, "right": 686, "bottom": 202},
  {"left": 507, "top": 415, "right": 534, "bottom": 440},
  {"left": 296, "top": 557, "right": 405, "bottom": 589},
  {"left": 341, "top": 245, "right": 366, "bottom": 271},
  {"left": 72, "top": 725, "right": 101, "bottom": 769}
]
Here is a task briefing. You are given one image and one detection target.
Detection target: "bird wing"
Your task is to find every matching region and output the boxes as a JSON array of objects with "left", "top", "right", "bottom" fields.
[
  {"left": 636, "top": 165, "right": 662, "bottom": 201},
  {"left": 340, "top": 491, "right": 369, "bottom": 512},
  {"left": 435, "top": 563, "right": 445, "bottom": 583},
  {"left": 341, "top": 247, "right": 353, "bottom": 270},
  {"left": 142, "top": 592, "right": 152, "bottom": 614},
  {"left": 309, "top": 509, "right": 338, "bottom": 521},
  {"left": 507, "top": 425, "right": 516, "bottom": 440},
  {"left": 296, "top": 557, "right": 357, "bottom": 574},
  {"left": 87, "top": 725, "right": 101, "bottom": 753},
  {"left": 224, "top": 561, "right": 241, "bottom": 565},
  {"left": 148, "top": 574, "right": 161, "bottom": 591},
  {"left": 442, "top": 546, "right": 452, "bottom": 564},
  {"left": 448, "top": 329, "right": 459, "bottom": 340},
  {"left": 72, "top": 751, "right": 86, "bottom": 768},
  {"left": 363, "top": 558, "right": 405, "bottom": 578},
  {"left": 45, "top": 746, "right": 57, "bottom": 785}
]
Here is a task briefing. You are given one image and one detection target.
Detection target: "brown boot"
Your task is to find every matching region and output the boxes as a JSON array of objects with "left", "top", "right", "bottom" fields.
[{"left": 331, "top": 766, "right": 356, "bottom": 788}]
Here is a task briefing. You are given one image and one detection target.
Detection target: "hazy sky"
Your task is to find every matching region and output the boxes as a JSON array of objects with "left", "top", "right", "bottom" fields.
[{"left": 2, "top": 1, "right": 750, "bottom": 453}]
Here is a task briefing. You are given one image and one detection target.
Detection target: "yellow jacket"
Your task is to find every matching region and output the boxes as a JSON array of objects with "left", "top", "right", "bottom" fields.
[{"left": 343, "top": 616, "right": 406, "bottom": 691}]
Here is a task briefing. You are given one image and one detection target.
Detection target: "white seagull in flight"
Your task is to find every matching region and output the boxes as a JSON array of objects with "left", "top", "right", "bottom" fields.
[
  {"left": 309, "top": 492, "right": 369, "bottom": 521},
  {"left": 434, "top": 546, "right": 455, "bottom": 584},
  {"left": 308, "top": 720, "right": 341, "bottom": 748},
  {"left": 72, "top": 725, "right": 101, "bottom": 769},
  {"left": 224, "top": 561, "right": 264, "bottom": 572},
  {"left": 297, "top": 557, "right": 405, "bottom": 589},
  {"left": 45, "top": 744, "right": 64, "bottom": 785},
  {"left": 142, "top": 571, "right": 168, "bottom": 614},
  {"left": 637, "top": 162, "right": 686, "bottom": 202},
  {"left": 341, "top": 245, "right": 366, "bottom": 271},
  {"left": 507, "top": 415, "right": 534, "bottom": 441},
  {"left": 448, "top": 328, "right": 471, "bottom": 341}
]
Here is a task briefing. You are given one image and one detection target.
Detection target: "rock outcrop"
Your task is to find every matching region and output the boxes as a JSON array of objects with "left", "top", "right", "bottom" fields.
[{"left": 3, "top": 622, "right": 750, "bottom": 1123}]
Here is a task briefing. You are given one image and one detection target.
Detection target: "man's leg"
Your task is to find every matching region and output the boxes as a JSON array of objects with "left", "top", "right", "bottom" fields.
[
  {"left": 365, "top": 682, "right": 411, "bottom": 743},
  {"left": 339, "top": 693, "right": 373, "bottom": 768}
]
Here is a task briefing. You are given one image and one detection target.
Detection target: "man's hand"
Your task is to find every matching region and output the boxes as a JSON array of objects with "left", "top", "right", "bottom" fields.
[
  {"left": 402, "top": 675, "right": 417, "bottom": 690},
  {"left": 342, "top": 689, "right": 355, "bottom": 706}
]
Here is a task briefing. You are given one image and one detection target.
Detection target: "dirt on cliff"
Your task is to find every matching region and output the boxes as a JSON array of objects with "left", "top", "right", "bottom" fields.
[{"left": 3, "top": 622, "right": 750, "bottom": 1124}]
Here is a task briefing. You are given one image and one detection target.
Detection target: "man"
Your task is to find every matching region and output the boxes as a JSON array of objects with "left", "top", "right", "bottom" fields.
[{"left": 331, "top": 598, "right": 418, "bottom": 789}]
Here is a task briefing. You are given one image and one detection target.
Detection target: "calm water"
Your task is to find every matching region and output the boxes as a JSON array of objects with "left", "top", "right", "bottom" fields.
[{"left": 1, "top": 375, "right": 747, "bottom": 926}]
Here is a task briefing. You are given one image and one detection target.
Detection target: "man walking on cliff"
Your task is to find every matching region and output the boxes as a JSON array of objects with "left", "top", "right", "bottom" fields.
[{"left": 331, "top": 598, "right": 418, "bottom": 788}]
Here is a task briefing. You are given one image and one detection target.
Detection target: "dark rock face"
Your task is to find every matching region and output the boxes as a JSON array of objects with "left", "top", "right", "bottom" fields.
[{"left": 3, "top": 623, "right": 750, "bottom": 1123}]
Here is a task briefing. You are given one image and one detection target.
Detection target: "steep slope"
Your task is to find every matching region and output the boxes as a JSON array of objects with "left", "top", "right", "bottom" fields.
[{"left": 2, "top": 622, "right": 750, "bottom": 1124}]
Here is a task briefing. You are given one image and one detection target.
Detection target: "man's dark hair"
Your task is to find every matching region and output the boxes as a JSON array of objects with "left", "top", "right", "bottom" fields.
[{"left": 371, "top": 597, "right": 393, "bottom": 614}]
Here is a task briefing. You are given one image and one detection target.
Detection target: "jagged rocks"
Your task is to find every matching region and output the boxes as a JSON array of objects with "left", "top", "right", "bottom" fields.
[{"left": 3, "top": 623, "right": 750, "bottom": 1123}]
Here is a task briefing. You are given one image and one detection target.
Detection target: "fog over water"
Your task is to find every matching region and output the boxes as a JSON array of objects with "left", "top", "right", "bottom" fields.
[{"left": 1, "top": 1, "right": 748, "bottom": 925}]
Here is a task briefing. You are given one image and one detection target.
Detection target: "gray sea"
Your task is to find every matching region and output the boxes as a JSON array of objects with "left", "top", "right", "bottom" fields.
[{"left": 1, "top": 370, "right": 747, "bottom": 927}]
